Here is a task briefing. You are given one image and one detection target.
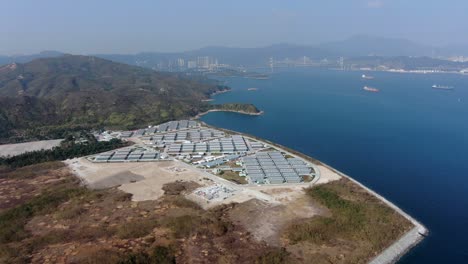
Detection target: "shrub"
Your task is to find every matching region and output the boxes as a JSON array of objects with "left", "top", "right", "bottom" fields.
[
  {"left": 117, "top": 246, "right": 175, "bottom": 264},
  {"left": 116, "top": 219, "right": 158, "bottom": 239},
  {"left": 255, "top": 248, "right": 289, "bottom": 264},
  {"left": 0, "top": 187, "right": 86, "bottom": 243},
  {"left": 162, "top": 215, "right": 202, "bottom": 238}
]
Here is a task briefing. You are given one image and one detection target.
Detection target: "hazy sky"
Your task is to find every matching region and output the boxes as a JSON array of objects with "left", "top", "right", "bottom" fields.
[{"left": 1, "top": 0, "right": 467, "bottom": 55}]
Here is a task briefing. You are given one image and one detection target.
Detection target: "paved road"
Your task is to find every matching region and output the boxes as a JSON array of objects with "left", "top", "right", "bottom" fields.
[
  {"left": 0, "top": 139, "right": 63, "bottom": 157},
  {"left": 370, "top": 227, "right": 425, "bottom": 264}
]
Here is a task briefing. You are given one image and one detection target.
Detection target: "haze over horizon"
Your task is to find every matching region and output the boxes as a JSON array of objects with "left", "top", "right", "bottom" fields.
[{"left": 1, "top": 0, "right": 467, "bottom": 55}]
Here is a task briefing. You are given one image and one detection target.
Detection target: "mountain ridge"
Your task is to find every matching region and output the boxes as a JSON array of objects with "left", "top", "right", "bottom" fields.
[
  {"left": 0, "top": 55, "right": 231, "bottom": 142},
  {"left": 3, "top": 35, "right": 468, "bottom": 67}
]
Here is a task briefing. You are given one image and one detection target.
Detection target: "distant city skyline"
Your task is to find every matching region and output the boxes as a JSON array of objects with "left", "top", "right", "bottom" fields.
[{"left": 1, "top": 0, "right": 467, "bottom": 55}]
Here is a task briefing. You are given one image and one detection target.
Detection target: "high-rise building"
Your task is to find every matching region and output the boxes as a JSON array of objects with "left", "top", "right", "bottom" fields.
[
  {"left": 177, "top": 58, "right": 185, "bottom": 67},
  {"left": 197, "top": 56, "right": 210, "bottom": 69},
  {"left": 187, "top": 60, "right": 197, "bottom": 69}
]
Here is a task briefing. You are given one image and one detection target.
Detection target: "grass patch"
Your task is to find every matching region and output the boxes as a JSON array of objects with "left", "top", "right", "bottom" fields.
[
  {"left": 219, "top": 171, "right": 248, "bottom": 184},
  {"left": 116, "top": 218, "right": 158, "bottom": 239},
  {"left": 255, "top": 248, "right": 290, "bottom": 264},
  {"left": 285, "top": 179, "right": 412, "bottom": 261},
  {"left": 161, "top": 208, "right": 232, "bottom": 239},
  {"left": 72, "top": 248, "right": 124, "bottom": 264},
  {"left": 0, "top": 185, "right": 87, "bottom": 243},
  {"left": 117, "top": 246, "right": 176, "bottom": 264},
  {"left": 0, "top": 161, "right": 65, "bottom": 179},
  {"left": 167, "top": 196, "right": 201, "bottom": 209},
  {"left": 162, "top": 215, "right": 203, "bottom": 238},
  {"left": 55, "top": 204, "right": 88, "bottom": 220}
]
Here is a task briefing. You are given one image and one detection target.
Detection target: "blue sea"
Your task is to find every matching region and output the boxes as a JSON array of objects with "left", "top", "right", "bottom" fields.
[{"left": 201, "top": 68, "right": 468, "bottom": 263}]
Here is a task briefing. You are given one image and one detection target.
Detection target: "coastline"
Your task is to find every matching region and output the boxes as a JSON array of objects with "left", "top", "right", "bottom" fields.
[
  {"left": 336, "top": 67, "right": 468, "bottom": 76},
  {"left": 198, "top": 87, "right": 264, "bottom": 118},
  {"left": 193, "top": 109, "right": 264, "bottom": 119},
  {"left": 199, "top": 121, "right": 427, "bottom": 264},
  {"left": 209, "top": 88, "right": 231, "bottom": 97},
  {"left": 324, "top": 163, "right": 428, "bottom": 264}
]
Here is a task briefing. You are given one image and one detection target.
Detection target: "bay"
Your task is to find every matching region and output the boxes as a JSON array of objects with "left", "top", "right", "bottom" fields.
[{"left": 201, "top": 68, "right": 468, "bottom": 263}]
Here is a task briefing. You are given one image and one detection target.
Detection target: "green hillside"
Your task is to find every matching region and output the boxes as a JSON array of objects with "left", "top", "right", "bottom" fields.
[
  {"left": 210, "top": 103, "right": 262, "bottom": 114},
  {"left": 0, "top": 55, "right": 230, "bottom": 142}
]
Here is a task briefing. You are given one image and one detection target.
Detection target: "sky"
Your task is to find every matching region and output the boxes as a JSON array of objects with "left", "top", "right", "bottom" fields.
[{"left": 1, "top": 0, "right": 467, "bottom": 55}]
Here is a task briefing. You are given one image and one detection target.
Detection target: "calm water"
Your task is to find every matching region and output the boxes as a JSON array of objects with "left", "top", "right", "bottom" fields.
[{"left": 201, "top": 68, "right": 468, "bottom": 263}]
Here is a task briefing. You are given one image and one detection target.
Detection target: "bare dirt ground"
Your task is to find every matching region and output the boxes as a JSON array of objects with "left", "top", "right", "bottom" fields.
[
  {"left": 65, "top": 158, "right": 214, "bottom": 201},
  {"left": 65, "top": 158, "right": 287, "bottom": 210},
  {"left": 0, "top": 139, "right": 62, "bottom": 157},
  {"left": 228, "top": 187, "right": 329, "bottom": 246},
  {"left": 315, "top": 164, "right": 342, "bottom": 184},
  {"left": 1, "top": 163, "right": 286, "bottom": 263}
]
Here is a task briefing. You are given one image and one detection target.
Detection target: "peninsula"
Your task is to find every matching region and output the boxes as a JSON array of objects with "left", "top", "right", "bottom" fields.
[
  {"left": 195, "top": 103, "right": 264, "bottom": 119},
  {"left": 0, "top": 119, "right": 426, "bottom": 263}
]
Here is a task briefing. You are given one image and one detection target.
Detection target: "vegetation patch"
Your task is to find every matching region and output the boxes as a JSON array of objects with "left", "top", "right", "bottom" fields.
[
  {"left": 0, "top": 55, "right": 231, "bottom": 142},
  {"left": 0, "top": 161, "right": 65, "bottom": 179},
  {"left": 116, "top": 218, "right": 159, "bottom": 239},
  {"left": 0, "top": 184, "right": 87, "bottom": 243},
  {"left": 117, "top": 246, "right": 176, "bottom": 264},
  {"left": 255, "top": 248, "right": 291, "bottom": 264},
  {"left": 162, "top": 214, "right": 204, "bottom": 238},
  {"left": 209, "top": 103, "right": 262, "bottom": 114},
  {"left": 218, "top": 170, "right": 248, "bottom": 184},
  {"left": 285, "top": 178, "right": 413, "bottom": 262},
  {"left": 162, "top": 181, "right": 200, "bottom": 196}
]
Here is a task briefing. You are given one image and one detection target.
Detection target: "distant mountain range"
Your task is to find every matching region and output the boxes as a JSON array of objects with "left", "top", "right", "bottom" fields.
[
  {"left": 2, "top": 35, "right": 467, "bottom": 68},
  {"left": 0, "top": 55, "right": 228, "bottom": 142},
  {"left": 317, "top": 35, "right": 435, "bottom": 57},
  {"left": 0, "top": 51, "right": 63, "bottom": 66},
  {"left": 94, "top": 36, "right": 450, "bottom": 67}
]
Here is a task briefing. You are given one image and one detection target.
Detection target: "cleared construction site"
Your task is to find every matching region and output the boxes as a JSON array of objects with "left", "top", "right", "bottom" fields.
[{"left": 90, "top": 120, "right": 318, "bottom": 187}]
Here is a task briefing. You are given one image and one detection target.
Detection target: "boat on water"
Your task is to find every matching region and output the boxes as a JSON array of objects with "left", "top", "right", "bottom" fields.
[
  {"left": 247, "top": 88, "right": 258, "bottom": 91},
  {"left": 432, "top": 84, "right": 454, "bottom": 90},
  {"left": 362, "top": 74, "right": 374, "bottom": 80},
  {"left": 363, "top": 86, "right": 379, "bottom": 92}
]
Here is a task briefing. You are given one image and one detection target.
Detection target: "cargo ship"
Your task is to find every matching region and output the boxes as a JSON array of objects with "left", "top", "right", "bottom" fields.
[
  {"left": 363, "top": 86, "right": 379, "bottom": 92},
  {"left": 432, "top": 84, "right": 454, "bottom": 90},
  {"left": 362, "top": 74, "right": 374, "bottom": 80}
]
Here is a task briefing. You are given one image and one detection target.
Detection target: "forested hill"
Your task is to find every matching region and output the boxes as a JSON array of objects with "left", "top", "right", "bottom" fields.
[
  {"left": 0, "top": 55, "right": 229, "bottom": 142},
  {"left": 209, "top": 103, "right": 262, "bottom": 115}
]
